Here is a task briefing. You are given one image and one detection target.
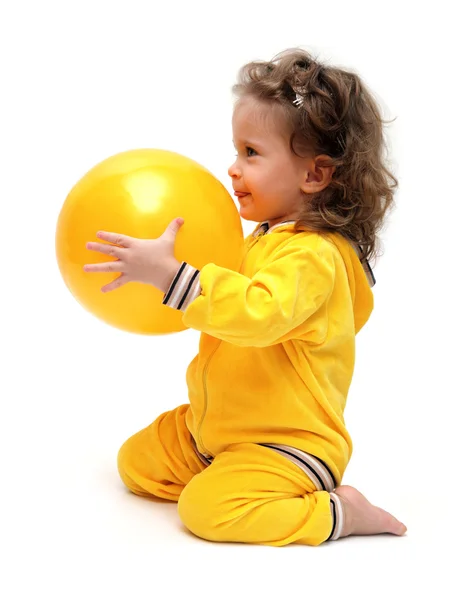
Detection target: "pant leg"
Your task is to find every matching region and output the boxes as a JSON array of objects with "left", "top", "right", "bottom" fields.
[
  {"left": 178, "top": 442, "right": 338, "bottom": 546},
  {"left": 117, "top": 404, "right": 206, "bottom": 502}
]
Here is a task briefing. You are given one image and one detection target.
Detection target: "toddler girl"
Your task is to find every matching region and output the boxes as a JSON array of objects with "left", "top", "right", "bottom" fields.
[{"left": 85, "top": 48, "right": 406, "bottom": 545}]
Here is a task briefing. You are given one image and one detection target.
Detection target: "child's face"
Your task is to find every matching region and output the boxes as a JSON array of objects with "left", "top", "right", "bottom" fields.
[{"left": 229, "top": 96, "right": 310, "bottom": 227}]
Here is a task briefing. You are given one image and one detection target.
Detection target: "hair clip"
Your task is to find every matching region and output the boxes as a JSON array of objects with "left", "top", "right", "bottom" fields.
[{"left": 293, "top": 93, "right": 303, "bottom": 107}]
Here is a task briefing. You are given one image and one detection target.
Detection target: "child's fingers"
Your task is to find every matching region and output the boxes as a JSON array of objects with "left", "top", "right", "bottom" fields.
[
  {"left": 96, "top": 231, "right": 134, "bottom": 247},
  {"left": 83, "top": 261, "right": 124, "bottom": 273},
  {"left": 101, "top": 274, "right": 129, "bottom": 293},
  {"left": 86, "top": 241, "right": 125, "bottom": 258}
]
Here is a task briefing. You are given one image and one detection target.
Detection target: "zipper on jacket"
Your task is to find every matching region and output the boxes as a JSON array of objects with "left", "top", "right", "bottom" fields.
[
  {"left": 241, "top": 232, "right": 264, "bottom": 269},
  {"left": 195, "top": 230, "right": 266, "bottom": 456},
  {"left": 249, "top": 230, "right": 265, "bottom": 249},
  {"left": 197, "top": 342, "right": 220, "bottom": 456}
]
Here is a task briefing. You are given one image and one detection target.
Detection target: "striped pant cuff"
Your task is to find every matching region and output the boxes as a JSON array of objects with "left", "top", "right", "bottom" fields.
[
  {"left": 258, "top": 443, "right": 336, "bottom": 492},
  {"left": 328, "top": 492, "right": 345, "bottom": 541},
  {"left": 162, "top": 262, "right": 201, "bottom": 311}
]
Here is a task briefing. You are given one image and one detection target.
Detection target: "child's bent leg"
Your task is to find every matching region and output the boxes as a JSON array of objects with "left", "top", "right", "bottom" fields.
[
  {"left": 117, "top": 404, "right": 205, "bottom": 502},
  {"left": 178, "top": 443, "right": 406, "bottom": 546},
  {"left": 178, "top": 443, "right": 337, "bottom": 546}
]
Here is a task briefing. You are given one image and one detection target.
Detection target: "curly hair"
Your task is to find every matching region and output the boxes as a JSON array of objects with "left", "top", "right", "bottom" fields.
[{"left": 232, "top": 48, "right": 398, "bottom": 264}]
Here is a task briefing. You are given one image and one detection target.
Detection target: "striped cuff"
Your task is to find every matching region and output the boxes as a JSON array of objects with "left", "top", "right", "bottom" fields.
[
  {"left": 162, "top": 262, "right": 202, "bottom": 311},
  {"left": 258, "top": 443, "right": 336, "bottom": 492},
  {"left": 328, "top": 492, "right": 345, "bottom": 541}
]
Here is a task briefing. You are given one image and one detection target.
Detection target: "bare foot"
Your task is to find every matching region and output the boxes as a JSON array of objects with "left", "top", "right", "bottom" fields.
[{"left": 334, "top": 485, "right": 407, "bottom": 538}]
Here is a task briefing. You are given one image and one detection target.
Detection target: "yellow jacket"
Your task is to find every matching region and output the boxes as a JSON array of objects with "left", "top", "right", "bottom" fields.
[{"left": 163, "top": 221, "right": 374, "bottom": 483}]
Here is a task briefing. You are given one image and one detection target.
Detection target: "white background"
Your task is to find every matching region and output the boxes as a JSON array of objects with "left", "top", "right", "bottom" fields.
[{"left": 1, "top": 0, "right": 460, "bottom": 598}]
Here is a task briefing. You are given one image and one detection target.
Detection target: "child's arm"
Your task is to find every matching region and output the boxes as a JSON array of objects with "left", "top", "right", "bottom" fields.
[{"left": 163, "top": 237, "right": 335, "bottom": 347}]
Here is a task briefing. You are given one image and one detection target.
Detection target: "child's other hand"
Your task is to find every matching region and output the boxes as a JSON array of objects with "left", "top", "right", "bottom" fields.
[{"left": 83, "top": 218, "right": 184, "bottom": 293}]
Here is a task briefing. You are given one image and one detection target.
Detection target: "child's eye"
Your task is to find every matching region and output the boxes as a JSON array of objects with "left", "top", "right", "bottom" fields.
[{"left": 246, "top": 146, "right": 257, "bottom": 157}]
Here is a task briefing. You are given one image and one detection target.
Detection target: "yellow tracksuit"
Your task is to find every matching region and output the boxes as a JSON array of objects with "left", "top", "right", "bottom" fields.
[{"left": 117, "top": 221, "right": 374, "bottom": 545}]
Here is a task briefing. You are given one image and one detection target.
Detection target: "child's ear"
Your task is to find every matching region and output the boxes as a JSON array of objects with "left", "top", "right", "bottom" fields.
[{"left": 300, "top": 155, "right": 336, "bottom": 193}]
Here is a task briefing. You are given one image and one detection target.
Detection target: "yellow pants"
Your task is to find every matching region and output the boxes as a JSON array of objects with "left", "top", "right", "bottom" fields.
[{"left": 117, "top": 404, "right": 343, "bottom": 546}]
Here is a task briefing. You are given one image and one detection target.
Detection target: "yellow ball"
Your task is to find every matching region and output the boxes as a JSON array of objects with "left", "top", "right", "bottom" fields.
[{"left": 55, "top": 149, "right": 244, "bottom": 334}]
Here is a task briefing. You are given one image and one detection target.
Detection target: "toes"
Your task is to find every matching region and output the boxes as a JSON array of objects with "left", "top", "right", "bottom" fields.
[
  {"left": 395, "top": 522, "right": 407, "bottom": 536},
  {"left": 386, "top": 515, "right": 407, "bottom": 536}
]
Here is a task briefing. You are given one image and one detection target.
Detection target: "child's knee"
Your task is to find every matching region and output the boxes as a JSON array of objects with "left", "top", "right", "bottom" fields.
[
  {"left": 117, "top": 433, "right": 146, "bottom": 495},
  {"left": 178, "top": 475, "right": 224, "bottom": 541}
]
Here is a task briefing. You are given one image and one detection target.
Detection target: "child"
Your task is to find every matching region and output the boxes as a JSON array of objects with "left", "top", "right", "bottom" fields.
[{"left": 85, "top": 48, "right": 406, "bottom": 545}]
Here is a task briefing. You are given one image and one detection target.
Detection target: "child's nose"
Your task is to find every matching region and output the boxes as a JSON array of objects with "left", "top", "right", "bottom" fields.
[{"left": 228, "top": 160, "right": 241, "bottom": 179}]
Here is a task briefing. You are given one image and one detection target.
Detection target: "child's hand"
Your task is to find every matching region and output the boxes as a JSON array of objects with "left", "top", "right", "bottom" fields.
[{"left": 83, "top": 218, "right": 184, "bottom": 294}]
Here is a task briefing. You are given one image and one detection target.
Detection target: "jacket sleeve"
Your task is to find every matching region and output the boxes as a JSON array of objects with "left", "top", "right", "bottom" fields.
[{"left": 162, "top": 239, "right": 336, "bottom": 347}]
